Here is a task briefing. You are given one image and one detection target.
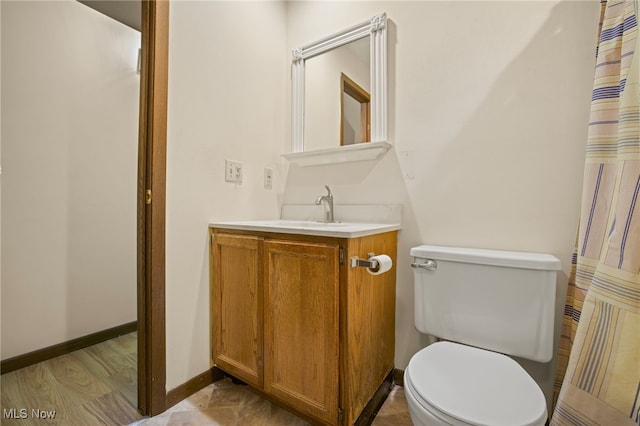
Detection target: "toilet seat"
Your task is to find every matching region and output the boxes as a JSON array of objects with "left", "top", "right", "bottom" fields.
[{"left": 405, "top": 341, "right": 547, "bottom": 426}]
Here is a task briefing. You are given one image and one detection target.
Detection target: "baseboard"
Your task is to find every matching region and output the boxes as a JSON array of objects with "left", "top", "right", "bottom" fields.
[
  {"left": 393, "top": 368, "right": 404, "bottom": 387},
  {"left": 165, "top": 368, "right": 225, "bottom": 409},
  {"left": 1, "top": 321, "right": 137, "bottom": 375}
]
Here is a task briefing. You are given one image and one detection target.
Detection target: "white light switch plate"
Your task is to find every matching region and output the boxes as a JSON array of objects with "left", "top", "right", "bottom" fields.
[{"left": 225, "top": 160, "right": 243, "bottom": 183}]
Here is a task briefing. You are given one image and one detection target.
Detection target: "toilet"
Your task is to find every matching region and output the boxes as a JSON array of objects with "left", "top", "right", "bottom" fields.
[{"left": 404, "top": 245, "right": 561, "bottom": 426}]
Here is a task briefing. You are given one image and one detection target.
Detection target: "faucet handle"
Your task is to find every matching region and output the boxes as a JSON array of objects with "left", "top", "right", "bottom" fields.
[{"left": 324, "top": 185, "right": 332, "bottom": 196}]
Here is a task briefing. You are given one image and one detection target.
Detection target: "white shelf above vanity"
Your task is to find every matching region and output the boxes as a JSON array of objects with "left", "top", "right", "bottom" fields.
[{"left": 282, "top": 140, "right": 391, "bottom": 167}]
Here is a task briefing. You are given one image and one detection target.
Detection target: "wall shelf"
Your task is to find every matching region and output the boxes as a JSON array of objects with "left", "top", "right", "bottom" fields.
[{"left": 282, "top": 141, "right": 391, "bottom": 167}]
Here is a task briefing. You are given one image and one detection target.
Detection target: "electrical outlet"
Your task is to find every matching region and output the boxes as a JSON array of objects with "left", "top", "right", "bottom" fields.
[
  {"left": 264, "top": 168, "right": 273, "bottom": 189},
  {"left": 225, "top": 160, "right": 243, "bottom": 183}
]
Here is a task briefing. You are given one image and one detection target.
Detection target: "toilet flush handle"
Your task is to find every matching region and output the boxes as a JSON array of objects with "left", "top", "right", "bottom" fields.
[{"left": 411, "top": 259, "right": 437, "bottom": 271}]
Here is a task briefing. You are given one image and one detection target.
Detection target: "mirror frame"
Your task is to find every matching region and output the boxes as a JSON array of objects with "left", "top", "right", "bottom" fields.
[{"left": 289, "top": 13, "right": 388, "bottom": 164}]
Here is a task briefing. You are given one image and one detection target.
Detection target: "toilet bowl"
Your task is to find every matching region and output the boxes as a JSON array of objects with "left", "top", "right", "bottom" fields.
[
  {"left": 406, "top": 245, "right": 561, "bottom": 426},
  {"left": 404, "top": 341, "right": 547, "bottom": 426}
]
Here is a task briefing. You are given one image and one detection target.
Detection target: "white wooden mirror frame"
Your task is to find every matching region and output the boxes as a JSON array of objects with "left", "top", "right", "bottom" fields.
[{"left": 285, "top": 13, "right": 390, "bottom": 167}]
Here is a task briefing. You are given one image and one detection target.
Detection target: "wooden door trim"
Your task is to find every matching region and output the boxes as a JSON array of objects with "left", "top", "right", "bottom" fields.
[
  {"left": 138, "top": 0, "right": 169, "bottom": 416},
  {"left": 340, "top": 72, "right": 371, "bottom": 146}
]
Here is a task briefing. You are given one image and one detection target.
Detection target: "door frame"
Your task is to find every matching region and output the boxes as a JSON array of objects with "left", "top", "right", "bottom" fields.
[{"left": 137, "top": 0, "right": 169, "bottom": 416}]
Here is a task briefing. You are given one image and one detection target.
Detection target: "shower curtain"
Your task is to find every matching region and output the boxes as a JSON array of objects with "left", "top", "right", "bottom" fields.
[{"left": 551, "top": 0, "right": 639, "bottom": 425}]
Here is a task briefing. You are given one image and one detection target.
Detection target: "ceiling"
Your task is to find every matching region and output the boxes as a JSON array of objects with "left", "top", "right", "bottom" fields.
[{"left": 78, "top": 1, "right": 141, "bottom": 32}]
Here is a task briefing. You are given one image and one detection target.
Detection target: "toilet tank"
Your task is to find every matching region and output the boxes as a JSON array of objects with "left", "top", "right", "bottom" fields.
[{"left": 411, "top": 245, "right": 561, "bottom": 363}]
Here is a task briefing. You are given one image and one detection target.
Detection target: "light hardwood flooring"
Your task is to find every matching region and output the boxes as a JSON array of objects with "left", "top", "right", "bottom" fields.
[
  {"left": 1, "top": 332, "right": 141, "bottom": 426},
  {"left": 1, "top": 333, "right": 412, "bottom": 426}
]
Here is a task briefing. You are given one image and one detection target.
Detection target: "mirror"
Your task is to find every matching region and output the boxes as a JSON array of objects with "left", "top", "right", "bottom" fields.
[
  {"left": 304, "top": 37, "right": 370, "bottom": 151},
  {"left": 341, "top": 71, "right": 371, "bottom": 146},
  {"left": 287, "top": 13, "right": 389, "bottom": 166}
]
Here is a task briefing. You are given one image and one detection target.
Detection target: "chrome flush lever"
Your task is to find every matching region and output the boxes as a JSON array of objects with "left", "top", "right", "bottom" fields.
[{"left": 411, "top": 260, "right": 437, "bottom": 271}]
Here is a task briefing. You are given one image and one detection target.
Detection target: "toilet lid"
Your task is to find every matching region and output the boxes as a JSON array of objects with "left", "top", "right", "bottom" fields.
[{"left": 406, "top": 341, "right": 547, "bottom": 426}]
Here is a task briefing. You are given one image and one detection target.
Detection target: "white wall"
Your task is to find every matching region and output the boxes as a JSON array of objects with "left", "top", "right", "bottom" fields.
[
  {"left": 1, "top": 1, "right": 140, "bottom": 360},
  {"left": 165, "top": 1, "right": 287, "bottom": 390},
  {"left": 284, "top": 0, "right": 599, "bottom": 410},
  {"left": 164, "top": 1, "right": 600, "bottom": 408}
]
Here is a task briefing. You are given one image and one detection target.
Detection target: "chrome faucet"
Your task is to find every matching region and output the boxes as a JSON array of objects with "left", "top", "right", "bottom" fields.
[{"left": 314, "top": 185, "right": 335, "bottom": 223}]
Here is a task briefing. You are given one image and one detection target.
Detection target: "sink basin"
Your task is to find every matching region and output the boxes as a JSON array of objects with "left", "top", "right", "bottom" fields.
[
  {"left": 209, "top": 219, "right": 400, "bottom": 238},
  {"left": 271, "top": 220, "right": 349, "bottom": 228}
]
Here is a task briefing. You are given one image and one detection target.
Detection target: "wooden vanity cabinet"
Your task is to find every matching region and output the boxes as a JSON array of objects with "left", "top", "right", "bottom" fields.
[
  {"left": 210, "top": 233, "right": 263, "bottom": 388},
  {"left": 210, "top": 228, "right": 397, "bottom": 425}
]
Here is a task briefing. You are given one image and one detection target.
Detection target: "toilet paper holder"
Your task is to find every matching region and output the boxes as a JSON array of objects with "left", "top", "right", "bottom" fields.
[{"left": 350, "top": 252, "right": 381, "bottom": 269}]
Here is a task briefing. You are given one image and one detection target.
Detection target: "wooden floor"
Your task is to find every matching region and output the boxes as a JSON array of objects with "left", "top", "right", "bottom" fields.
[
  {"left": 1, "top": 332, "right": 141, "bottom": 426},
  {"left": 1, "top": 332, "right": 412, "bottom": 426}
]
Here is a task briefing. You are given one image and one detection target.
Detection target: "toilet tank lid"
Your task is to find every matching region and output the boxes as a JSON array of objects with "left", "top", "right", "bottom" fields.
[{"left": 410, "top": 245, "right": 561, "bottom": 271}]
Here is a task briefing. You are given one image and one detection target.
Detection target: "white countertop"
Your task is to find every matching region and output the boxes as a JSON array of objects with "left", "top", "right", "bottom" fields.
[{"left": 209, "top": 219, "right": 401, "bottom": 238}]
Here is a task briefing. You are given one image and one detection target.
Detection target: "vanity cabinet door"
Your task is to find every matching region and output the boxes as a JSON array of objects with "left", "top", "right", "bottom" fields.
[
  {"left": 263, "top": 240, "right": 340, "bottom": 425},
  {"left": 211, "top": 233, "right": 263, "bottom": 388}
]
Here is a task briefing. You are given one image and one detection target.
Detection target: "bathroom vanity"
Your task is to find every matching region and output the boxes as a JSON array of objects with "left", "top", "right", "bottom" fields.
[{"left": 209, "top": 220, "right": 399, "bottom": 425}]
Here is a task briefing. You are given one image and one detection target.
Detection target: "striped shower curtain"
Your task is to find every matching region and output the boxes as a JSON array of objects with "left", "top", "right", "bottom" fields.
[{"left": 551, "top": 0, "right": 639, "bottom": 425}]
